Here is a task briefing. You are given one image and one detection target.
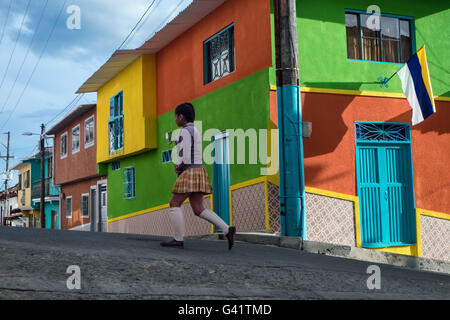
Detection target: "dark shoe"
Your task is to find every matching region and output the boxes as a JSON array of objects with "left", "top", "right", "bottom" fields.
[
  {"left": 160, "top": 239, "right": 184, "bottom": 249},
  {"left": 226, "top": 227, "right": 236, "bottom": 251}
]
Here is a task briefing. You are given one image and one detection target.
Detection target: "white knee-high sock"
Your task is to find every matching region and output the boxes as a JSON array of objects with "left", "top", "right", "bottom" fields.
[
  {"left": 199, "top": 209, "right": 229, "bottom": 235},
  {"left": 170, "top": 207, "right": 185, "bottom": 241}
]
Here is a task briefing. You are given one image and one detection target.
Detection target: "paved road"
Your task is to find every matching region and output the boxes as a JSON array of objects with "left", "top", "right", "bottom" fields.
[{"left": 0, "top": 226, "right": 449, "bottom": 300}]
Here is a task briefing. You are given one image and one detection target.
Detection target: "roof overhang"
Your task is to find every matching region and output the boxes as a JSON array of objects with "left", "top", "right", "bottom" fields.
[
  {"left": 47, "top": 104, "right": 96, "bottom": 135},
  {"left": 76, "top": 0, "right": 226, "bottom": 94}
]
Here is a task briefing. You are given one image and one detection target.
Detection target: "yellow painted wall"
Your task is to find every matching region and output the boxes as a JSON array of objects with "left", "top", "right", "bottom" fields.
[
  {"left": 97, "top": 54, "right": 157, "bottom": 163},
  {"left": 17, "top": 163, "right": 32, "bottom": 207}
]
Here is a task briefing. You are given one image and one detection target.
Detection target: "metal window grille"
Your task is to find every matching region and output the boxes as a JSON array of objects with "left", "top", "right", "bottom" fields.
[
  {"left": 204, "top": 25, "right": 234, "bottom": 84},
  {"left": 355, "top": 122, "right": 410, "bottom": 142},
  {"left": 162, "top": 150, "right": 172, "bottom": 164},
  {"left": 123, "top": 167, "right": 136, "bottom": 199},
  {"left": 81, "top": 195, "right": 89, "bottom": 218}
]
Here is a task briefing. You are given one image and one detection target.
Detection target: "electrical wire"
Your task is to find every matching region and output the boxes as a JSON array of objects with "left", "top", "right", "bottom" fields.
[
  {"left": 118, "top": 0, "right": 158, "bottom": 50},
  {"left": 0, "top": 0, "right": 68, "bottom": 131},
  {"left": 0, "top": 0, "right": 49, "bottom": 114},
  {"left": 44, "top": 94, "right": 84, "bottom": 128},
  {"left": 0, "top": 0, "right": 32, "bottom": 92}
]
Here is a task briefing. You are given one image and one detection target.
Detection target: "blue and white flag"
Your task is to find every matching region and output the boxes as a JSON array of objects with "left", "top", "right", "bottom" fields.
[{"left": 397, "top": 46, "right": 436, "bottom": 125}]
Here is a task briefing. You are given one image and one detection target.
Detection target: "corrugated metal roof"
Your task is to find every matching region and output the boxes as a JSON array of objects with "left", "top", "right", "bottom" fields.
[
  {"left": 46, "top": 104, "right": 96, "bottom": 135},
  {"left": 76, "top": 0, "right": 226, "bottom": 94}
]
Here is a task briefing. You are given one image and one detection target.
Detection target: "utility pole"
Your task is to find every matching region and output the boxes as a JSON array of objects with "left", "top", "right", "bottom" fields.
[
  {"left": 40, "top": 123, "right": 46, "bottom": 229},
  {"left": 274, "top": 0, "right": 306, "bottom": 237},
  {"left": 1, "top": 132, "right": 12, "bottom": 226}
]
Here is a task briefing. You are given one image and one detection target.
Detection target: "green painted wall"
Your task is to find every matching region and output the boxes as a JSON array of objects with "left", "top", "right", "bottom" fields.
[
  {"left": 107, "top": 69, "right": 271, "bottom": 220},
  {"left": 270, "top": 0, "right": 449, "bottom": 97}
]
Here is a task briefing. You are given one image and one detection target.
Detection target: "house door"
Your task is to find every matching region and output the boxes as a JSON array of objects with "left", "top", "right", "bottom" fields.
[
  {"left": 212, "top": 131, "right": 231, "bottom": 230},
  {"left": 90, "top": 186, "right": 97, "bottom": 232},
  {"left": 98, "top": 183, "right": 107, "bottom": 232},
  {"left": 355, "top": 123, "right": 416, "bottom": 248}
]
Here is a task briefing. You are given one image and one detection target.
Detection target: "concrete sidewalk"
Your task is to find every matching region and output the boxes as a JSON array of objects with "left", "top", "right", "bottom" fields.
[{"left": 190, "top": 232, "right": 450, "bottom": 275}]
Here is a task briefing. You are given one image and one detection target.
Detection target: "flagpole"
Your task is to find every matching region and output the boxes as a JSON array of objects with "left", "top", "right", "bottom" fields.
[{"left": 379, "top": 67, "right": 402, "bottom": 88}]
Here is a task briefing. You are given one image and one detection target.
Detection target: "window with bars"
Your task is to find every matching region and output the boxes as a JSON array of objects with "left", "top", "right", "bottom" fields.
[
  {"left": 345, "top": 11, "right": 413, "bottom": 64},
  {"left": 204, "top": 24, "right": 235, "bottom": 84},
  {"left": 162, "top": 150, "right": 172, "bottom": 164},
  {"left": 123, "top": 167, "right": 135, "bottom": 199},
  {"left": 109, "top": 92, "right": 124, "bottom": 155},
  {"left": 81, "top": 194, "right": 89, "bottom": 218},
  {"left": 355, "top": 122, "right": 410, "bottom": 142}
]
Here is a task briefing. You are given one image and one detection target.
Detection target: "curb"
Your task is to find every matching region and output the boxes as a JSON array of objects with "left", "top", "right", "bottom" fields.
[{"left": 189, "top": 232, "right": 450, "bottom": 275}]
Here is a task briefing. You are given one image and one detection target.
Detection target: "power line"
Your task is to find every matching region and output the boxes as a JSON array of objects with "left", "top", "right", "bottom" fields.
[
  {"left": 121, "top": 0, "right": 164, "bottom": 49},
  {"left": 0, "top": 0, "right": 49, "bottom": 114},
  {"left": 0, "top": 0, "right": 32, "bottom": 92},
  {"left": 0, "top": 0, "right": 68, "bottom": 131},
  {"left": 0, "top": 0, "right": 13, "bottom": 46},
  {"left": 44, "top": 93, "right": 84, "bottom": 128},
  {"left": 118, "top": 0, "right": 158, "bottom": 50}
]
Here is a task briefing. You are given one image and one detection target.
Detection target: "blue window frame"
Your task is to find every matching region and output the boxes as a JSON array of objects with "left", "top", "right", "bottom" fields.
[
  {"left": 123, "top": 167, "right": 135, "bottom": 199},
  {"left": 112, "top": 160, "right": 121, "bottom": 171},
  {"left": 204, "top": 24, "right": 235, "bottom": 84},
  {"left": 109, "top": 91, "right": 124, "bottom": 155},
  {"left": 345, "top": 10, "right": 415, "bottom": 64},
  {"left": 162, "top": 150, "right": 172, "bottom": 164}
]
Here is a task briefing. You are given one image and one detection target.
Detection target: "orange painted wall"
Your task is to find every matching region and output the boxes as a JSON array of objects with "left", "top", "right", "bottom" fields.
[
  {"left": 270, "top": 90, "right": 450, "bottom": 215},
  {"left": 156, "top": 0, "right": 272, "bottom": 116}
]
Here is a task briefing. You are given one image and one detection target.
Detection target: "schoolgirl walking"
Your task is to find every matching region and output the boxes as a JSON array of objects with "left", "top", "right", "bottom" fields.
[{"left": 160, "top": 102, "right": 236, "bottom": 250}]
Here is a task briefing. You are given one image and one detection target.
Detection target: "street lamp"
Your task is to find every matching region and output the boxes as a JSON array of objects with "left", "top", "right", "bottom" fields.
[{"left": 22, "top": 124, "right": 47, "bottom": 229}]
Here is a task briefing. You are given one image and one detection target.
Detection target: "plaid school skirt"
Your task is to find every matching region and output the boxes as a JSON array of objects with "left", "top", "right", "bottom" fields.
[{"left": 172, "top": 167, "right": 213, "bottom": 194}]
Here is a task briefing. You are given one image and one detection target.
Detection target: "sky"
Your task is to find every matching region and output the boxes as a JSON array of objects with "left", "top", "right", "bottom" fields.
[{"left": 0, "top": 0, "right": 192, "bottom": 189}]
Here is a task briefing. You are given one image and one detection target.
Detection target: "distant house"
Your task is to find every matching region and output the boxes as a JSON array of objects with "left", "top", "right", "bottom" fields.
[
  {"left": 0, "top": 185, "right": 22, "bottom": 226},
  {"left": 47, "top": 104, "right": 107, "bottom": 231},
  {"left": 11, "top": 148, "right": 59, "bottom": 228}
]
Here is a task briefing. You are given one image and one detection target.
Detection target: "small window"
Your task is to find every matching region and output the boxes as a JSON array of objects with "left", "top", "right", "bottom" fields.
[
  {"left": 345, "top": 11, "right": 413, "bottom": 63},
  {"left": 61, "top": 132, "right": 68, "bottom": 158},
  {"left": 85, "top": 116, "right": 95, "bottom": 147},
  {"left": 109, "top": 92, "right": 124, "bottom": 155},
  {"left": 123, "top": 167, "right": 136, "bottom": 199},
  {"left": 48, "top": 157, "right": 53, "bottom": 178},
  {"left": 66, "top": 196, "right": 72, "bottom": 218},
  {"left": 112, "top": 160, "right": 121, "bottom": 171},
  {"left": 72, "top": 125, "right": 80, "bottom": 153},
  {"left": 81, "top": 194, "right": 89, "bottom": 218},
  {"left": 18, "top": 174, "right": 22, "bottom": 190},
  {"left": 25, "top": 170, "right": 30, "bottom": 189},
  {"left": 162, "top": 150, "right": 172, "bottom": 164},
  {"left": 204, "top": 24, "right": 235, "bottom": 84}
]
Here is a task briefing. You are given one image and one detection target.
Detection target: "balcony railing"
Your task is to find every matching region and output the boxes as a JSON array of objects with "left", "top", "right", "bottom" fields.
[{"left": 31, "top": 178, "right": 58, "bottom": 200}]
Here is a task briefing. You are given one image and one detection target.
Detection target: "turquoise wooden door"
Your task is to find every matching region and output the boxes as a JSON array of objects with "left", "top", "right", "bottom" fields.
[
  {"left": 212, "top": 131, "right": 231, "bottom": 231},
  {"left": 355, "top": 123, "right": 416, "bottom": 248}
]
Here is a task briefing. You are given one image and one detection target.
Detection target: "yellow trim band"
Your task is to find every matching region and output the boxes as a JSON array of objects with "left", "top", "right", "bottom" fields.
[
  {"left": 416, "top": 208, "right": 450, "bottom": 220},
  {"left": 269, "top": 85, "right": 450, "bottom": 101}
]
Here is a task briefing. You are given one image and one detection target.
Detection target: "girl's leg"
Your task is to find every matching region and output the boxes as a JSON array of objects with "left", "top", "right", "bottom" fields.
[
  {"left": 190, "top": 192, "right": 229, "bottom": 235},
  {"left": 169, "top": 193, "right": 190, "bottom": 242}
]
